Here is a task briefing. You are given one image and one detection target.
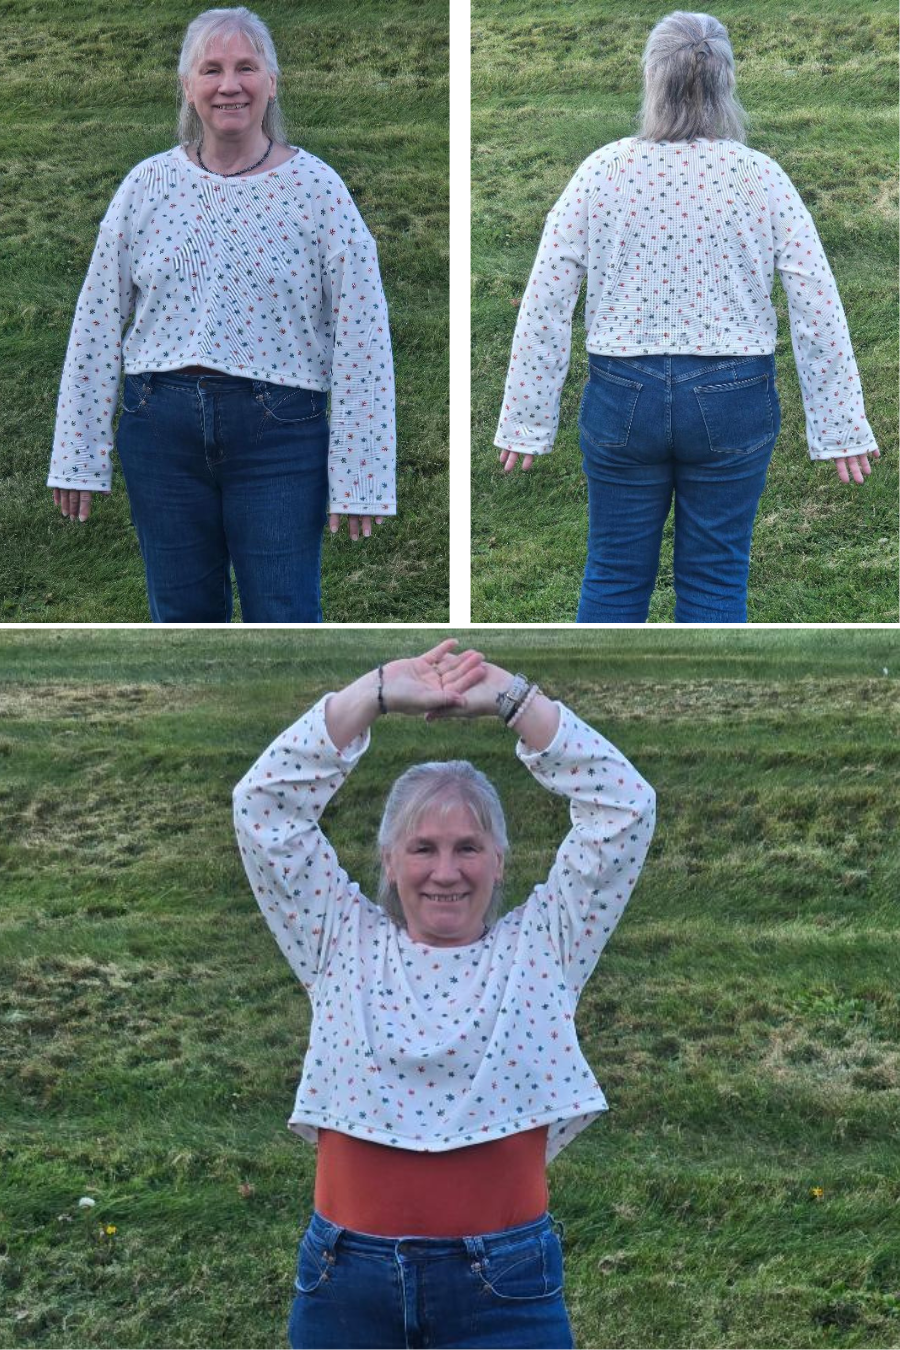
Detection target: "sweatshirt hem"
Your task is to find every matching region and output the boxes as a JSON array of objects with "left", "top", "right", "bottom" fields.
[{"left": 286, "top": 1100, "right": 610, "bottom": 1152}]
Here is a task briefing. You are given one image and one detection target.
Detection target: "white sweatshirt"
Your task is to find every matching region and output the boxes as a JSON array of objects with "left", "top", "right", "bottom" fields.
[
  {"left": 48, "top": 146, "right": 396, "bottom": 515},
  {"left": 234, "top": 697, "right": 656, "bottom": 1162},
  {"left": 495, "top": 137, "right": 879, "bottom": 462}
]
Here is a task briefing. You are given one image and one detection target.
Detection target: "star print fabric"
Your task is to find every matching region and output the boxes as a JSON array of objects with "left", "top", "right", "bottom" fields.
[
  {"left": 48, "top": 146, "right": 396, "bottom": 515},
  {"left": 495, "top": 137, "right": 878, "bottom": 462},
  {"left": 233, "top": 697, "right": 656, "bottom": 1161}
]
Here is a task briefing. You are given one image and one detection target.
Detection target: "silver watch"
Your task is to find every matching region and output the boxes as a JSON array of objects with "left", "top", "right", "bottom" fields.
[{"left": 496, "top": 672, "right": 531, "bottom": 724}]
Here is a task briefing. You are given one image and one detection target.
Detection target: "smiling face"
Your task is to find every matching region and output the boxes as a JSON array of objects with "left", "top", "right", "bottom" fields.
[
  {"left": 385, "top": 801, "right": 504, "bottom": 948},
  {"left": 181, "top": 31, "right": 276, "bottom": 142}
]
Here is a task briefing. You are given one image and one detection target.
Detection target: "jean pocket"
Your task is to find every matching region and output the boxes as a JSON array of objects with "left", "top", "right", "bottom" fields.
[
  {"left": 255, "top": 385, "right": 326, "bottom": 425},
  {"left": 694, "top": 372, "right": 780, "bottom": 453},
  {"left": 473, "top": 1231, "right": 564, "bottom": 1303},
  {"left": 121, "top": 373, "right": 153, "bottom": 415},
  {"left": 578, "top": 369, "right": 642, "bottom": 450},
  {"left": 294, "top": 1232, "right": 335, "bottom": 1295}
]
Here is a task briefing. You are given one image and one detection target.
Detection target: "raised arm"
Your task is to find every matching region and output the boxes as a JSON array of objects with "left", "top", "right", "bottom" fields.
[
  {"left": 234, "top": 641, "right": 489, "bottom": 987},
  {"left": 430, "top": 659, "right": 656, "bottom": 995}
]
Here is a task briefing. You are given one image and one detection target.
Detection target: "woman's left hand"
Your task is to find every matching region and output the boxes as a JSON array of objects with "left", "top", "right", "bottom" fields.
[
  {"left": 329, "top": 514, "right": 385, "bottom": 540},
  {"left": 833, "top": 450, "right": 879, "bottom": 485}
]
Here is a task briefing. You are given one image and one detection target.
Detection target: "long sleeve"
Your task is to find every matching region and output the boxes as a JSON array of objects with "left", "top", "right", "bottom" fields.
[
  {"left": 494, "top": 176, "right": 589, "bottom": 454},
  {"left": 323, "top": 196, "right": 397, "bottom": 516},
  {"left": 47, "top": 210, "right": 137, "bottom": 493},
  {"left": 756, "top": 154, "right": 879, "bottom": 461},
  {"left": 233, "top": 695, "right": 369, "bottom": 992},
  {"left": 517, "top": 703, "right": 656, "bottom": 999}
]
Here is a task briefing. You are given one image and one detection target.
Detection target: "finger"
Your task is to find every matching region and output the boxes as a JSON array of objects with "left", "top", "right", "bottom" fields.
[
  {"left": 420, "top": 638, "right": 459, "bottom": 665},
  {"left": 329, "top": 513, "right": 340, "bottom": 535},
  {"left": 834, "top": 458, "right": 849, "bottom": 485},
  {"left": 375, "top": 516, "right": 385, "bottom": 525},
  {"left": 502, "top": 451, "right": 519, "bottom": 474},
  {"left": 521, "top": 455, "right": 534, "bottom": 472},
  {"left": 439, "top": 652, "right": 486, "bottom": 687},
  {"left": 78, "top": 493, "right": 92, "bottom": 522},
  {"left": 858, "top": 455, "right": 871, "bottom": 477},
  {"left": 362, "top": 515, "right": 372, "bottom": 539},
  {"left": 348, "top": 516, "right": 360, "bottom": 541},
  {"left": 847, "top": 456, "right": 865, "bottom": 485}
]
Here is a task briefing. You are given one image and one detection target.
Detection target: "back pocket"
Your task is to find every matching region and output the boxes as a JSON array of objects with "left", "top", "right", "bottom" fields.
[
  {"left": 694, "top": 372, "right": 779, "bottom": 453},
  {"left": 578, "top": 369, "right": 642, "bottom": 449}
]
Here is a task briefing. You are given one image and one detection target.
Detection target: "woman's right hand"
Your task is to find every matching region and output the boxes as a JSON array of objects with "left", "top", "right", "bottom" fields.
[
  {"left": 498, "top": 449, "right": 534, "bottom": 473},
  {"left": 382, "top": 640, "right": 486, "bottom": 715},
  {"left": 53, "top": 488, "right": 94, "bottom": 521}
]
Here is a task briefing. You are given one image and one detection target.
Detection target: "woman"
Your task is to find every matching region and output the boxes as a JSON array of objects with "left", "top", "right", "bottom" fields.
[
  {"left": 233, "top": 639, "right": 656, "bottom": 1350},
  {"left": 494, "top": 10, "right": 880, "bottom": 624},
  {"left": 48, "top": 6, "right": 395, "bottom": 622}
]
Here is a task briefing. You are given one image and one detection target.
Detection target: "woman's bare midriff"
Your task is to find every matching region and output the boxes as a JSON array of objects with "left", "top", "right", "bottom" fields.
[{"left": 314, "top": 1125, "right": 550, "bottom": 1237}]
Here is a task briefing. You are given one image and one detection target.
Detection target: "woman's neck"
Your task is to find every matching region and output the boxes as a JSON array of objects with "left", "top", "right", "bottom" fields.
[{"left": 196, "top": 129, "right": 271, "bottom": 174}]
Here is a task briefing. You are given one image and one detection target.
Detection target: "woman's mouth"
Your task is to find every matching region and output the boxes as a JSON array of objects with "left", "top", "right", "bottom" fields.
[
  {"left": 422, "top": 893, "right": 469, "bottom": 904},
  {"left": 214, "top": 103, "right": 249, "bottom": 111}
]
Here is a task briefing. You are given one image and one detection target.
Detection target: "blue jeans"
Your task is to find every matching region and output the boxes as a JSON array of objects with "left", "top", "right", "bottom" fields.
[
  {"left": 115, "top": 370, "right": 329, "bottom": 622},
  {"left": 287, "top": 1210, "right": 574, "bottom": 1350},
  {"left": 577, "top": 353, "right": 779, "bottom": 623}
]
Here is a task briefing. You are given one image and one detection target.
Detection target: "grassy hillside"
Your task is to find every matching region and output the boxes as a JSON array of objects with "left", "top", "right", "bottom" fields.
[
  {"left": 1, "top": 628, "right": 898, "bottom": 1347},
  {"left": 1, "top": 0, "right": 448, "bottom": 621},
  {"left": 471, "top": 0, "right": 898, "bottom": 621}
]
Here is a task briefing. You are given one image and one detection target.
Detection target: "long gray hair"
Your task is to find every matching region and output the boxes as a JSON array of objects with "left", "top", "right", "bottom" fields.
[
  {"left": 176, "top": 7, "right": 289, "bottom": 148},
  {"left": 377, "top": 761, "right": 508, "bottom": 931},
  {"left": 635, "top": 11, "right": 749, "bottom": 144}
]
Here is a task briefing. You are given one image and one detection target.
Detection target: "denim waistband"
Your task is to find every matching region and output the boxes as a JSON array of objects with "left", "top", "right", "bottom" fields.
[
  {"left": 307, "top": 1208, "right": 562, "bottom": 1259},
  {"left": 587, "top": 351, "right": 775, "bottom": 385},
  {"left": 124, "top": 368, "right": 323, "bottom": 393}
]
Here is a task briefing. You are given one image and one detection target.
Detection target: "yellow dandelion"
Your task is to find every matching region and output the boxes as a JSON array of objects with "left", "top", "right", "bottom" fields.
[
  {"left": 105, "top": 1224, "right": 117, "bottom": 1235},
  {"left": 810, "top": 1187, "right": 824, "bottom": 1200}
]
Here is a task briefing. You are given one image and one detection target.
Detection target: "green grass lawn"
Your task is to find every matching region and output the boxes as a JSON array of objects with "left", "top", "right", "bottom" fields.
[
  {"left": 0, "top": 1, "right": 448, "bottom": 622},
  {"left": 1, "top": 627, "right": 898, "bottom": 1348},
  {"left": 471, "top": 0, "right": 899, "bottom": 622}
]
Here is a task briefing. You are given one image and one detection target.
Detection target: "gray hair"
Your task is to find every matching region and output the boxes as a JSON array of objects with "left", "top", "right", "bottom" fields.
[
  {"left": 176, "top": 7, "right": 289, "bottom": 148},
  {"left": 376, "top": 761, "right": 508, "bottom": 931},
  {"left": 635, "top": 11, "right": 749, "bottom": 144}
]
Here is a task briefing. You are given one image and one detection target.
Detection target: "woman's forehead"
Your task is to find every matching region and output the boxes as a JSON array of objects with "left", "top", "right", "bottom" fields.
[
  {"left": 405, "top": 799, "right": 488, "bottom": 841},
  {"left": 196, "top": 31, "right": 262, "bottom": 65}
]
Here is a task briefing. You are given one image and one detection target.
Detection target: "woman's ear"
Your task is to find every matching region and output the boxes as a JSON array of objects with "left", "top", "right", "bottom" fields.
[{"left": 381, "top": 847, "right": 394, "bottom": 885}]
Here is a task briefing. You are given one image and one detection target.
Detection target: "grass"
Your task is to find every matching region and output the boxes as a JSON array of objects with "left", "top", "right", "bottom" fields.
[
  {"left": 1, "top": 627, "right": 899, "bottom": 1348},
  {"left": 471, "top": 0, "right": 899, "bottom": 622},
  {"left": 0, "top": 0, "right": 448, "bottom": 622}
]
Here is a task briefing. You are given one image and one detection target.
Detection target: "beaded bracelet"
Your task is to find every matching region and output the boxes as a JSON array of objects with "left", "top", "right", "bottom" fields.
[
  {"left": 507, "top": 682, "right": 540, "bottom": 730},
  {"left": 376, "top": 665, "right": 387, "bottom": 715}
]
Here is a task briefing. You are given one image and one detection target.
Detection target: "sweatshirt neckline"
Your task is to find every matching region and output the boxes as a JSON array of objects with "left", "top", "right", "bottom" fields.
[{"left": 172, "top": 144, "right": 301, "bottom": 181}]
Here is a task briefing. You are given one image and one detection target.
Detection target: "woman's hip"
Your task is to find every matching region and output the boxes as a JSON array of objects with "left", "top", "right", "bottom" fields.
[
  {"left": 288, "top": 1209, "right": 574, "bottom": 1349},
  {"left": 579, "top": 351, "right": 779, "bottom": 468}
]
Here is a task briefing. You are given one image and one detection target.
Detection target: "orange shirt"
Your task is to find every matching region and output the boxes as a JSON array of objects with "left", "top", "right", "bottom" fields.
[{"left": 315, "top": 1126, "right": 550, "bottom": 1237}]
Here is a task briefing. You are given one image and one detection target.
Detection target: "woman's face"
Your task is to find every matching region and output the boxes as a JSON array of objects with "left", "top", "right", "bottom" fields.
[
  {"left": 182, "top": 33, "right": 276, "bottom": 140},
  {"left": 386, "top": 801, "right": 504, "bottom": 948}
]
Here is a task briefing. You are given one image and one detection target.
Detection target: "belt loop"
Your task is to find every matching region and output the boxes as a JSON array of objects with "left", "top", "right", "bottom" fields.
[
  {"left": 550, "top": 1213, "right": 566, "bottom": 1242},
  {"left": 464, "top": 1234, "right": 486, "bottom": 1268}
]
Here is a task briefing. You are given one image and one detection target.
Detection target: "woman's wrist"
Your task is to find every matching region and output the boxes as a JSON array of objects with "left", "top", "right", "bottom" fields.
[{"left": 324, "top": 668, "right": 382, "bottom": 750}]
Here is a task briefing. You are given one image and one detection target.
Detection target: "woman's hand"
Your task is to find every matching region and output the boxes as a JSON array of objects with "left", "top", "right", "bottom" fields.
[
  {"left": 833, "top": 450, "right": 879, "bottom": 485},
  {"left": 498, "top": 449, "right": 534, "bottom": 474},
  {"left": 329, "top": 513, "right": 385, "bottom": 541},
  {"left": 53, "top": 488, "right": 94, "bottom": 521},
  {"left": 383, "top": 640, "right": 486, "bottom": 715},
  {"left": 324, "top": 640, "right": 487, "bottom": 749},
  {"left": 429, "top": 658, "right": 513, "bottom": 718},
  {"left": 428, "top": 656, "right": 561, "bottom": 749}
]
